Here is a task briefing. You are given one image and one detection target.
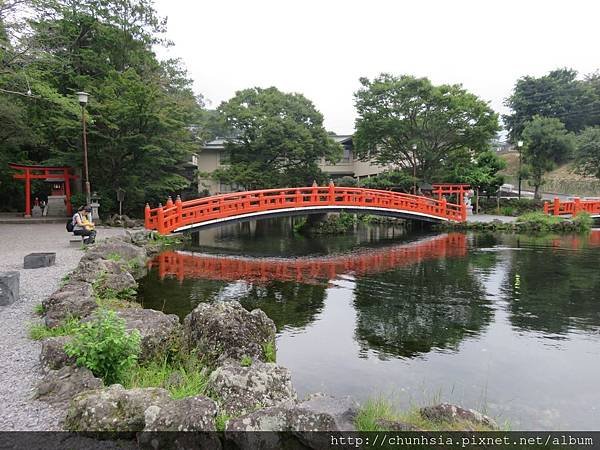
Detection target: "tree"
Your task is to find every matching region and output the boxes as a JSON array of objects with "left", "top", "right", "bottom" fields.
[
  {"left": 504, "top": 68, "right": 600, "bottom": 144},
  {"left": 353, "top": 74, "right": 499, "bottom": 183},
  {"left": 359, "top": 170, "right": 415, "bottom": 192},
  {"left": 212, "top": 87, "right": 342, "bottom": 190},
  {"left": 575, "top": 126, "right": 600, "bottom": 179},
  {"left": 521, "top": 116, "right": 575, "bottom": 199}
]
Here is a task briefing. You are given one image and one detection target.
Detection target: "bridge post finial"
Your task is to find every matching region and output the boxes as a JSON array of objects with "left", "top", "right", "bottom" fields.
[
  {"left": 166, "top": 196, "right": 174, "bottom": 207},
  {"left": 312, "top": 180, "right": 318, "bottom": 187},
  {"left": 328, "top": 179, "right": 335, "bottom": 187}
]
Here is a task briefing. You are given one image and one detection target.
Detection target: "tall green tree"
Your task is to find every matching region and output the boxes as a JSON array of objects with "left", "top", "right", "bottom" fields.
[
  {"left": 575, "top": 126, "right": 600, "bottom": 180},
  {"left": 521, "top": 116, "right": 575, "bottom": 199},
  {"left": 353, "top": 74, "right": 499, "bottom": 183},
  {"left": 212, "top": 87, "right": 342, "bottom": 190},
  {"left": 504, "top": 68, "right": 600, "bottom": 144},
  {"left": 0, "top": 0, "right": 203, "bottom": 214}
]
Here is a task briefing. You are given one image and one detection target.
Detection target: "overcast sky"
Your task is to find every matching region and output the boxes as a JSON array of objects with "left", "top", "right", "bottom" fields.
[{"left": 153, "top": 0, "right": 599, "bottom": 135}]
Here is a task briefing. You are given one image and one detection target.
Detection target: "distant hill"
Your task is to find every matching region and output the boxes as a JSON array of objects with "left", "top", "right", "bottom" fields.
[{"left": 498, "top": 151, "right": 600, "bottom": 197}]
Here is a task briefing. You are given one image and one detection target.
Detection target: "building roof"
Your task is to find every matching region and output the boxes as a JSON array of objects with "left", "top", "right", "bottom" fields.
[{"left": 203, "top": 134, "right": 352, "bottom": 150}]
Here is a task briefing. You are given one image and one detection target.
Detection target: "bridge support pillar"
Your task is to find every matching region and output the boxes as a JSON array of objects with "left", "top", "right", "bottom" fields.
[{"left": 191, "top": 231, "right": 200, "bottom": 247}]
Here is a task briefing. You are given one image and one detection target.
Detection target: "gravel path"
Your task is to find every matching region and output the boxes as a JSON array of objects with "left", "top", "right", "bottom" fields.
[{"left": 0, "top": 224, "right": 128, "bottom": 431}]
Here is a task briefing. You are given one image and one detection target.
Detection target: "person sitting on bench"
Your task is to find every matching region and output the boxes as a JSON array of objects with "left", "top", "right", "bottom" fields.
[{"left": 72, "top": 205, "right": 96, "bottom": 244}]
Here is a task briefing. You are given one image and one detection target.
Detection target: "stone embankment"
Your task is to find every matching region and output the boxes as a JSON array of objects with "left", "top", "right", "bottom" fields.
[{"left": 30, "top": 230, "right": 497, "bottom": 447}]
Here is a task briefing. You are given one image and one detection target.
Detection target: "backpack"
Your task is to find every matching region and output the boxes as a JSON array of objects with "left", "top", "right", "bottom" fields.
[{"left": 66, "top": 218, "right": 74, "bottom": 232}]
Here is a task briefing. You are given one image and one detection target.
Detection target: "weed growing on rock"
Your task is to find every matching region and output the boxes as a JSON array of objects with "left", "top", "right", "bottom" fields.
[
  {"left": 106, "top": 252, "right": 123, "bottom": 262},
  {"left": 240, "top": 355, "right": 252, "bottom": 367},
  {"left": 263, "top": 341, "right": 276, "bottom": 363},
  {"left": 65, "top": 309, "right": 141, "bottom": 385},
  {"left": 29, "top": 317, "right": 80, "bottom": 340},
  {"left": 215, "top": 413, "right": 232, "bottom": 431}
]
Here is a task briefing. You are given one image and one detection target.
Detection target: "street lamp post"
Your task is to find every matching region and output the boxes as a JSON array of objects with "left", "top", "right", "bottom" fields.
[
  {"left": 517, "top": 140, "right": 524, "bottom": 199},
  {"left": 412, "top": 143, "right": 417, "bottom": 194},
  {"left": 77, "top": 91, "right": 91, "bottom": 206}
]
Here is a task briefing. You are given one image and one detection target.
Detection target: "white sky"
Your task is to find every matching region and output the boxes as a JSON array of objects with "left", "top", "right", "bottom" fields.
[{"left": 154, "top": 0, "right": 599, "bottom": 135}]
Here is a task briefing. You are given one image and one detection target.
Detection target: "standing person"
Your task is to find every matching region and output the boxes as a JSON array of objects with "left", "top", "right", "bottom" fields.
[{"left": 72, "top": 205, "right": 96, "bottom": 244}]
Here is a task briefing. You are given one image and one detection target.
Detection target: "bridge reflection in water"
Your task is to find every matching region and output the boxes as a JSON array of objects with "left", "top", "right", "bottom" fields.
[{"left": 148, "top": 233, "right": 468, "bottom": 284}]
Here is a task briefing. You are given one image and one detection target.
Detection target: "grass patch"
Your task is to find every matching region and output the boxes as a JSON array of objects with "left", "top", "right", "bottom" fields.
[
  {"left": 33, "top": 303, "right": 45, "bottom": 316},
  {"left": 29, "top": 317, "right": 80, "bottom": 340},
  {"left": 263, "top": 341, "right": 276, "bottom": 363},
  {"left": 215, "top": 413, "right": 232, "bottom": 431},
  {"left": 122, "top": 356, "right": 210, "bottom": 400},
  {"left": 355, "top": 398, "right": 499, "bottom": 432},
  {"left": 59, "top": 273, "right": 71, "bottom": 287},
  {"left": 516, "top": 211, "right": 564, "bottom": 226},
  {"left": 106, "top": 252, "right": 123, "bottom": 262}
]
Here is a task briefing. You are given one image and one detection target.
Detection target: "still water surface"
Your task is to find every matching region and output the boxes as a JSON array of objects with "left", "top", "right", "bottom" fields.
[{"left": 137, "top": 220, "right": 600, "bottom": 430}]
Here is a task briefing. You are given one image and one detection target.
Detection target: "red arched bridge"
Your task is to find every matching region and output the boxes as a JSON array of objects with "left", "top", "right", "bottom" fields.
[
  {"left": 144, "top": 183, "right": 469, "bottom": 234},
  {"left": 147, "top": 233, "right": 468, "bottom": 284},
  {"left": 544, "top": 197, "right": 600, "bottom": 218}
]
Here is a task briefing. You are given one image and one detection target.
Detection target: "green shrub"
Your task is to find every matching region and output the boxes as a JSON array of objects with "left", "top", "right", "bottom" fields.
[
  {"left": 65, "top": 309, "right": 141, "bottom": 385},
  {"left": 573, "top": 212, "right": 593, "bottom": 231}
]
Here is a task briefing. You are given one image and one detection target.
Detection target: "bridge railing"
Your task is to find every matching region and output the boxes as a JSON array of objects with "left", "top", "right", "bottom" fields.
[
  {"left": 145, "top": 185, "right": 467, "bottom": 234},
  {"left": 544, "top": 197, "right": 600, "bottom": 217}
]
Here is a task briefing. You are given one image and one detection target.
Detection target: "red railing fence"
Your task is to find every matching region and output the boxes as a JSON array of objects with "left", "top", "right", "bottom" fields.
[
  {"left": 145, "top": 182, "right": 468, "bottom": 234},
  {"left": 544, "top": 197, "right": 600, "bottom": 217}
]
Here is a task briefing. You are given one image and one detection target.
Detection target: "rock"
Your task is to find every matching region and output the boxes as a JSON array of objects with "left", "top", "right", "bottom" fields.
[
  {"left": 419, "top": 403, "right": 498, "bottom": 429},
  {"left": 35, "top": 366, "right": 103, "bottom": 406},
  {"left": 116, "top": 309, "right": 180, "bottom": 362},
  {"left": 208, "top": 360, "right": 296, "bottom": 416},
  {"left": 43, "top": 281, "right": 97, "bottom": 328},
  {"left": 96, "top": 271, "right": 137, "bottom": 297},
  {"left": 70, "top": 258, "right": 126, "bottom": 284},
  {"left": 374, "top": 418, "right": 421, "bottom": 431},
  {"left": 127, "top": 230, "right": 156, "bottom": 246},
  {"left": 65, "top": 385, "right": 170, "bottom": 432},
  {"left": 24, "top": 252, "right": 56, "bottom": 269},
  {"left": 138, "top": 397, "right": 221, "bottom": 449},
  {"left": 40, "top": 336, "right": 75, "bottom": 371},
  {"left": 83, "top": 240, "right": 147, "bottom": 266},
  {"left": 295, "top": 393, "right": 358, "bottom": 431},
  {"left": 183, "top": 301, "right": 276, "bottom": 364},
  {"left": 0, "top": 271, "right": 19, "bottom": 306},
  {"left": 143, "top": 396, "right": 218, "bottom": 431}
]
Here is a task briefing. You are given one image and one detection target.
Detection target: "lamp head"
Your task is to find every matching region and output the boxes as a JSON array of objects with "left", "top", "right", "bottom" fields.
[
  {"left": 517, "top": 140, "right": 523, "bottom": 148},
  {"left": 76, "top": 91, "right": 89, "bottom": 106}
]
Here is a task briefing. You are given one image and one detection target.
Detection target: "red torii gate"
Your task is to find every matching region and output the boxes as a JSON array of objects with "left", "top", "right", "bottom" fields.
[
  {"left": 432, "top": 183, "right": 470, "bottom": 205},
  {"left": 8, "top": 163, "right": 78, "bottom": 217}
]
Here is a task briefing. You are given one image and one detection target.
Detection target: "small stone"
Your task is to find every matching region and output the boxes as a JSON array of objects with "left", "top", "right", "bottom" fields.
[
  {"left": 0, "top": 271, "right": 19, "bottom": 306},
  {"left": 24, "top": 252, "right": 56, "bottom": 269}
]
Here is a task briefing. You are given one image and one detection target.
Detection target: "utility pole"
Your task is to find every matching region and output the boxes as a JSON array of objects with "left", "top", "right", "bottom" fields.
[{"left": 77, "top": 92, "right": 91, "bottom": 205}]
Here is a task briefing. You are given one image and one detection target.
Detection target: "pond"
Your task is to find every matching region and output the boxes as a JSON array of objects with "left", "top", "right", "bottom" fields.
[{"left": 137, "top": 219, "right": 600, "bottom": 430}]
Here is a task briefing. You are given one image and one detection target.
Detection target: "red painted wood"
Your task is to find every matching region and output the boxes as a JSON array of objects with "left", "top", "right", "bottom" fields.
[
  {"left": 145, "top": 185, "right": 468, "bottom": 234},
  {"left": 544, "top": 198, "right": 600, "bottom": 217}
]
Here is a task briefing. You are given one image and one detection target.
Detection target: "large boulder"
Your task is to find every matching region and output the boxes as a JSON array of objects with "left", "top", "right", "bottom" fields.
[
  {"left": 96, "top": 271, "right": 137, "bottom": 298},
  {"left": 65, "top": 385, "right": 170, "bottom": 432},
  {"left": 83, "top": 240, "right": 147, "bottom": 266},
  {"left": 40, "top": 336, "right": 75, "bottom": 371},
  {"left": 183, "top": 301, "right": 276, "bottom": 364},
  {"left": 143, "top": 396, "right": 218, "bottom": 431},
  {"left": 70, "top": 258, "right": 125, "bottom": 284},
  {"left": 208, "top": 360, "right": 296, "bottom": 416},
  {"left": 127, "top": 230, "right": 157, "bottom": 247},
  {"left": 116, "top": 309, "right": 180, "bottom": 362},
  {"left": 43, "top": 281, "right": 97, "bottom": 327},
  {"left": 419, "top": 403, "right": 498, "bottom": 429},
  {"left": 226, "top": 394, "right": 357, "bottom": 449},
  {"left": 35, "top": 366, "right": 103, "bottom": 406}
]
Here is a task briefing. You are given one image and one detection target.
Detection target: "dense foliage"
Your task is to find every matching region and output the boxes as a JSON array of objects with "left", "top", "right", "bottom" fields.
[
  {"left": 210, "top": 87, "right": 342, "bottom": 190},
  {"left": 575, "top": 126, "right": 600, "bottom": 179},
  {"left": 353, "top": 74, "right": 500, "bottom": 182},
  {"left": 0, "top": 0, "right": 204, "bottom": 214}
]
